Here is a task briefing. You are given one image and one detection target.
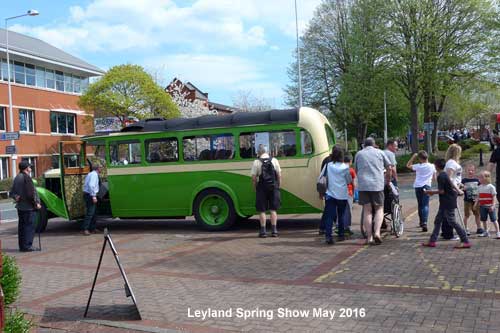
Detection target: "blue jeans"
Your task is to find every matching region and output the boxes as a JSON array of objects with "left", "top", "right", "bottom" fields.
[
  {"left": 324, "top": 197, "right": 347, "bottom": 239},
  {"left": 82, "top": 193, "right": 97, "bottom": 231},
  {"left": 415, "top": 186, "right": 430, "bottom": 226},
  {"left": 480, "top": 206, "right": 497, "bottom": 222},
  {"left": 17, "top": 210, "right": 35, "bottom": 250}
]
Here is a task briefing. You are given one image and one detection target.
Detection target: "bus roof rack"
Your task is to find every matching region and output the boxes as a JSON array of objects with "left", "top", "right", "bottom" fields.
[{"left": 120, "top": 108, "right": 299, "bottom": 133}]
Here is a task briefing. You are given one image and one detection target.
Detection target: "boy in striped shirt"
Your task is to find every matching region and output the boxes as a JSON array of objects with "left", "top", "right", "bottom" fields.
[{"left": 476, "top": 171, "right": 500, "bottom": 238}]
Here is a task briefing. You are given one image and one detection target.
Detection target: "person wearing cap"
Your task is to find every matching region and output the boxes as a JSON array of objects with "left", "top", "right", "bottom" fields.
[
  {"left": 10, "top": 160, "right": 41, "bottom": 252},
  {"left": 82, "top": 163, "right": 101, "bottom": 235}
]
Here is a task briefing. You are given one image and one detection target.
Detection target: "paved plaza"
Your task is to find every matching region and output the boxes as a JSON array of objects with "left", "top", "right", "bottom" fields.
[{"left": 2, "top": 177, "right": 500, "bottom": 332}]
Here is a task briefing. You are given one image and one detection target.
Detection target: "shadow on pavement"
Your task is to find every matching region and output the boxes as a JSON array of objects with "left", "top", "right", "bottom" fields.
[{"left": 41, "top": 304, "right": 141, "bottom": 322}]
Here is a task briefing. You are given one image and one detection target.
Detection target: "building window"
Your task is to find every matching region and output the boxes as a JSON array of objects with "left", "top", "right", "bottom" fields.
[
  {"left": 50, "top": 112, "right": 76, "bottom": 134},
  {"left": 36, "top": 66, "right": 45, "bottom": 88},
  {"left": 14, "top": 61, "right": 25, "bottom": 84},
  {"left": 146, "top": 138, "right": 178, "bottom": 163},
  {"left": 21, "top": 157, "right": 36, "bottom": 177},
  {"left": 45, "top": 69, "right": 55, "bottom": 89},
  {"left": 25, "top": 64, "right": 35, "bottom": 86},
  {"left": 64, "top": 74, "right": 73, "bottom": 92},
  {"left": 55, "top": 71, "right": 64, "bottom": 91},
  {"left": 0, "top": 157, "right": 8, "bottom": 180},
  {"left": 19, "top": 109, "right": 35, "bottom": 133},
  {"left": 1, "top": 59, "right": 11, "bottom": 81},
  {"left": 0, "top": 106, "right": 5, "bottom": 131}
]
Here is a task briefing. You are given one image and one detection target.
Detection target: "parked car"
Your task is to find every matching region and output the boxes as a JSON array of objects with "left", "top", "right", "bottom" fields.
[{"left": 438, "top": 134, "right": 455, "bottom": 143}]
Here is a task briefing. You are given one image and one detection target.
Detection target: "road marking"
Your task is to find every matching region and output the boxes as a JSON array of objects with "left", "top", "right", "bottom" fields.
[{"left": 0, "top": 219, "right": 17, "bottom": 223}]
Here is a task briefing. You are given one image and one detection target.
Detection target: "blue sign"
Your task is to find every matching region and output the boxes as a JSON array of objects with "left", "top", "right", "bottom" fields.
[{"left": 0, "top": 132, "right": 20, "bottom": 141}]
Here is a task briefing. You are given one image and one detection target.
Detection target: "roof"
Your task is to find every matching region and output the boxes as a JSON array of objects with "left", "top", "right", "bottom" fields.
[
  {"left": 185, "top": 82, "right": 208, "bottom": 100},
  {"left": 119, "top": 109, "right": 299, "bottom": 133},
  {"left": 209, "top": 102, "right": 239, "bottom": 113},
  {"left": 0, "top": 28, "right": 104, "bottom": 76}
]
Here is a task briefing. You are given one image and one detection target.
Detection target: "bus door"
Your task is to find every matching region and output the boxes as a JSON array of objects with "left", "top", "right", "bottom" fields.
[{"left": 59, "top": 141, "right": 89, "bottom": 220}]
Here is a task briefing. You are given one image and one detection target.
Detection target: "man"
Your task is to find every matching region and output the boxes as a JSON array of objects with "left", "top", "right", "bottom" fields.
[
  {"left": 488, "top": 135, "right": 500, "bottom": 217},
  {"left": 10, "top": 160, "right": 41, "bottom": 252},
  {"left": 355, "top": 137, "right": 392, "bottom": 245},
  {"left": 251, "top": 145, "right": 282, "bottom": 238},
  {"left": 82, "top": 163, "right": 101, "bottom": 235},
  {"left": 384, "top": 139, "right": 398, "bottom": 186}
]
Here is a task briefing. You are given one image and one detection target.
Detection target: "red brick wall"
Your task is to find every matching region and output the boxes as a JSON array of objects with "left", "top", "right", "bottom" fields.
[{"left": 0, "top": 82, "right": 94, "bottom": 177}]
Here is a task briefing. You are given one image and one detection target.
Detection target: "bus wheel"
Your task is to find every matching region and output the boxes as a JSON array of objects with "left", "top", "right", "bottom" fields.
[
  {"left": 194, "top": 189, "right": 236, "bottom": 231},
  {"left": 35, "top": 202, "right": 48, "bottom": 233}
]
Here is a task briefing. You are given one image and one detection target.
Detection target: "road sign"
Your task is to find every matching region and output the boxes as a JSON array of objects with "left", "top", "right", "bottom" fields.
[
  {"left": 423, "top": 122, "right": 434, "bottom": 131},
  {"left": 5, "top": 145, "right": 17, "bottom": 154},
  {"left": 0, "top": 132, "right": 20, "bottom": 141}
]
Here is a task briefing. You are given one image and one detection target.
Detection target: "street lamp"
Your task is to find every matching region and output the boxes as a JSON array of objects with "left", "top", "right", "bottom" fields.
[
  {"left": 294, "top": 0, "right": 303, "bottom": 108},
  {"left": 5, "top": 10, "right": 39, "bottom": 176}
]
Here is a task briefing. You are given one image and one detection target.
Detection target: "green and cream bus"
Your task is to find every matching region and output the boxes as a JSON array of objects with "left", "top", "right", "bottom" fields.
[{"left": 35, "top": 107, "right": 335, "bottom": 231}]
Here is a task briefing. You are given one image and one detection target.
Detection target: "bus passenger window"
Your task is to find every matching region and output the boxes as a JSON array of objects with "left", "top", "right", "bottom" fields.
[
  {"left": 183, "top": 135, "right": 234, "bottom": 161},
  {"left": 146, "top": 138, "right": 178, "bottom": 163},
  {"left": 239, "top": 131, "right": 296, "bottom": 158},
  {"left": 300, "top": 130, "right": 313, "bottom": 155},
  {"left": 110, "top": 141, "right": 141, "bottom": 166}
]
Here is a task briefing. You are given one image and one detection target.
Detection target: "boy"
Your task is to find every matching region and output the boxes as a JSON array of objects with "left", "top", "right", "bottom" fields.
[
  {"left": 422, "top": 159, "right": 470, "bottom": 248},
  {"left": 461, "top": 164, "right": 482, "bottom": 235},
  {"left": 476, "top": 171, "right": 500, "bottom": 238}
]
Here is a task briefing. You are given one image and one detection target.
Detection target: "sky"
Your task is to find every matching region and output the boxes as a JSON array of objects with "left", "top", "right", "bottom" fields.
[{"left": 3, "top": 0, "right": 322, "bottom": 108}]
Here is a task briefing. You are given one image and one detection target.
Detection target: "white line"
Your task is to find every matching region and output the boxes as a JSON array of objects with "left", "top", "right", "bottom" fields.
[{"left": 0, "top": 219, "right": 17, "bottom": 223}]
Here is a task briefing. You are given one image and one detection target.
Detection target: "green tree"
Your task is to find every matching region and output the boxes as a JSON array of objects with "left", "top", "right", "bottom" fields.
[{"left": 79, "top": 64, "right": 179, "bottom": 127}]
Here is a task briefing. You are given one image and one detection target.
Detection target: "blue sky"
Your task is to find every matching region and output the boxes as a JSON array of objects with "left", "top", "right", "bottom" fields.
[{"left": 4, "top": 0, "right": 321, "bottom": 107}]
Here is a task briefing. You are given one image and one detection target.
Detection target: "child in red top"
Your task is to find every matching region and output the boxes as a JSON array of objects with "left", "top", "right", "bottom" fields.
[
  {"left": 344, "top": 155, "right": 356, "bottom": 235},
  {"left": 475, "top": 171, "right": 499, "bottom": 238}
]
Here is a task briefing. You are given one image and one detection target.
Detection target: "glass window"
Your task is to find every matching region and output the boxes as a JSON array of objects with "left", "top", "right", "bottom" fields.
[
  {"left": 182, "top": 134, "right": 234, "bottom": 161},
  {"left": 0, "top": 107, "right": 5, "bottom": 131},
  {"left": 146, "top": 138, "right": 178, "bottom": 163},
  {"left": 19, "top": 109, "right": 35, "bottom": 133},
  {"left": 51, "top": 155, "right": 59, "bottom": 169},
  {"left": 81, "top": 77, "right": 89, "bottom": 92},
  {"left": 55, "top": 71, "right": 64, "bottom": 91},
  {"left": 300, "top": 130, "right": 313, "bottom": 155},
  {"left": 63, "top": 154, "right": 80, "bottom": 168},
  {"left": 110, "top": 141, "right": 142, "bottom": 166},
  {"left": 64, "top": 74, "right": 73, "bottom": 92},
  {"left": 239, "top": 131, "right": 296, "bottom": 158},
  {"left": 14, "top": 61, "right": 25, "bottom": 84},
  {"left": 325, "top": 124, "right": 335, "bottom": 148},
  {"left": 25, "top": 64, "right": 35, "bottom": 86},
  {"left": 73, "top": 76, "right": 81, "bottom": 93},
  {"left": 21, "top": 157, "right": 36, "bottom": 177},
  {"left": 46, "top": 69, "right": 55, "bottom": 89},
  {"left": 50, "top": 112, "right": 76, "bottom": 134},
  {"left": 0, "top": 59, "right": 7, "bottom": 81},
  {"left": 0, "top": 157, "right": 8, "bottom": 179},
  {"left": 36, "top": 66, "right": 45, "bottom": 88}
]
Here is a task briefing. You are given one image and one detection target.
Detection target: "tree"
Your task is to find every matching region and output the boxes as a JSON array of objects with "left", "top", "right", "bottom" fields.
[
  {"left": 167, "top": 80, "right": 217, "bottom": 118},
  {"left": 78, "top": 64, "right": 179, "bottom": 127},
  {"left": 232, "top": 90, "right": 274, "bottom": 112}
]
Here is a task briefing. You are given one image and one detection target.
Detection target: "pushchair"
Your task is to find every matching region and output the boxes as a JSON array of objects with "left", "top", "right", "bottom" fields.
[{"left": 360, "top": 183, "right": 404, "bottom": 238}]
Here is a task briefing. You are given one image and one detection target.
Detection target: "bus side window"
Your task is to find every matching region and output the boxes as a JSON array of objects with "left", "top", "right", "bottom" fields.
[
  {"left": 110, "top": 141, "right": 141, "bottom": 166},
  {"left": 300, "top": 130, "right": 313, "bottom": 155},
  {"left": 239, "top": 131, "right": 296, "bottom": 158},
  {"left": 146, "top": 138, "right": 178, "bottom": 163},
  {"left": 183, "top": 134, "right": 234, "bottom": 161}
]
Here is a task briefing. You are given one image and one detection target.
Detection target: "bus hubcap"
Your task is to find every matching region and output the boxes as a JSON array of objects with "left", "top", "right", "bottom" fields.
[{"left": 200, "top": 195, "right": 229, "bottom": 226}]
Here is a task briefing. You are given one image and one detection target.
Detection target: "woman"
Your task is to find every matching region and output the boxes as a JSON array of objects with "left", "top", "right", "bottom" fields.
[
  {"left": 321, "top": 147, "right": 352, "bottom": 245},
  {"left": 407, "top": 150, "right": 436, "bottom": 232},
  {"left": 443, "top": 144, "right": 464, "bottom": 239}
]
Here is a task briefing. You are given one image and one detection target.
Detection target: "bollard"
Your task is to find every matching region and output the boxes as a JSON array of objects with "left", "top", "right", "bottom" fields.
[{"left": 479, "top": 148, "right": 484, "bottom": 167}]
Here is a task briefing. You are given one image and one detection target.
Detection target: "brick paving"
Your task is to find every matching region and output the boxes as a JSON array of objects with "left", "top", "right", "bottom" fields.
[{"left": 2, "top": 177, "right": 500, "bottom": 332}]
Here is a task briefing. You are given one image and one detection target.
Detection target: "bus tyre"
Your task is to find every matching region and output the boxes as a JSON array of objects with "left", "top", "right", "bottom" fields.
[
  {"left": 194, "top": 189, "right": 236, "bottom": 231},
  {"left": 35, "top": 202, "right": 48, "bottom": 233}
]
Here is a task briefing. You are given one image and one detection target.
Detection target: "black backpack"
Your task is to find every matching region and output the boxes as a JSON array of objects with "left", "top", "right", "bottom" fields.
[{"left": 258, "top": 158, "right": 277, "bottom": 190}]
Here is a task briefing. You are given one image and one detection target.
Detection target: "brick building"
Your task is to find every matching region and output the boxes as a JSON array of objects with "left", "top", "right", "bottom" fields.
[{"left": 0, "top": 28, "right": 104, "bottom": 179}]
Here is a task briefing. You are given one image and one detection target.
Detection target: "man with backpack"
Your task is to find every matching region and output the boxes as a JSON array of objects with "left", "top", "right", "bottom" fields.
[{"left": 251, "top": 145, "right": 282, "bottom": 238}]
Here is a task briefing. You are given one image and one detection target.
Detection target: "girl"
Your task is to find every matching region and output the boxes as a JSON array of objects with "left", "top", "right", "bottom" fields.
[
  {"left": 476, "top": 171, "right": 500, "bottom": 238},
  {"left": 407, "top": 150, "right": 436, "bottom": 232},
  {"left": 443, "top": 144, "right": 464, "bottom": 239}
]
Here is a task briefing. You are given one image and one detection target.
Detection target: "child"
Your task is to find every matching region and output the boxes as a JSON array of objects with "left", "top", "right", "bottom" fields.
[
  {"left": 422, "top": 159, "right": 470, "bottom": 248},
  {"left": 476, "top": 171, "right": 500, "bottom": 238},
  {"left": 461, "top": 164, "right": 482, "bottom": 235},
  {"left": 343, "top": 154, "right": 356, "bottom": 236},
  {"left": 407, "top": 150, "right": 436, "bottom": 232}
]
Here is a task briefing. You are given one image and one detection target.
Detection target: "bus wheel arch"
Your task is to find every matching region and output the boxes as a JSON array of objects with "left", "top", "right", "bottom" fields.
[{"left": 193, "top": 188, "right": 237, "bottom": 231}]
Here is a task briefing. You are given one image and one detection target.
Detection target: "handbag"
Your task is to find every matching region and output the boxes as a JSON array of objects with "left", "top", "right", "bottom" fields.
[{"left": 316, "top": 164, "right": 328, "bottom": 195}]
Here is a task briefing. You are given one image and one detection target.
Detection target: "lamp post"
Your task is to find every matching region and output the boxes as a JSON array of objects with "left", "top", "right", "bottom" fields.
[
  {"left": 294, "top": 0, "right": 303, "bottom": 108},
  {"left": 4, "top": 10, "right": 39, "bottom": 177}
]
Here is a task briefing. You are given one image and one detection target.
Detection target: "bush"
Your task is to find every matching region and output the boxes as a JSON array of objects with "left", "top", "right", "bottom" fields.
[
  {"left": 1, "top": 255, "right": 22, "bottom": 305},
  {"left": 4, "top": 310, "right": 34, "bottom": 333},
  {"left": 437, "top": 141, "right": 449, "bottom": 152},
  {"left": 0, "top": 177, "right": 13, "bottom": 192},
  {"left": 458, "top": 139, "right": 479, "bottom": 151}
]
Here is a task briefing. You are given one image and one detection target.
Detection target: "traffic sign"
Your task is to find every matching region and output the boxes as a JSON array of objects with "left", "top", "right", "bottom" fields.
[
  {"left": 0, "top": 131, "right": 20, "bottom": 141},
  {"left": 5, "top": 145, "right": 17, "bottom": 154},
  {"left": 423, "top": 122, "right": 434, "bottom": 131}
]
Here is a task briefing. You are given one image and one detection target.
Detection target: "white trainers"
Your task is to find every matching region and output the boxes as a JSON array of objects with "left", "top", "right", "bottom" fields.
[
  {"left": 479, "top": 231, "right": 489, "bottom": 238},
  {"left": 496, "top": 232, "right": 500, "bottom": 239}
]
